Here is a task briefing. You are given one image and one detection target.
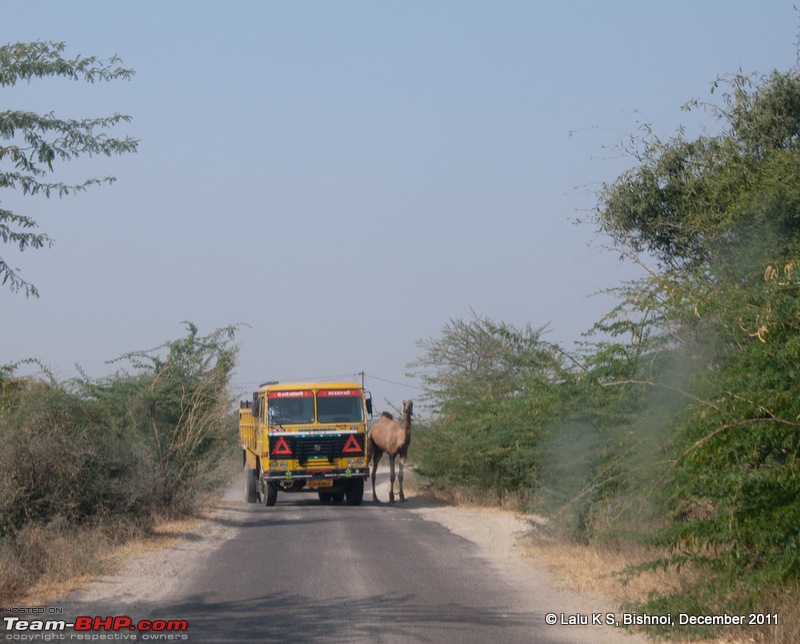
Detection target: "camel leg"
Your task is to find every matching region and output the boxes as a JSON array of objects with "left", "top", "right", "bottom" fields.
[
  {"left": 398, "top": 453, "right": 406, "bottom": 502},
  {"left": 388, "top": 454, "right": 396, "bottom": 503},
  {"left": 370, "top": 449, "right": 383, "bottom": 502}
]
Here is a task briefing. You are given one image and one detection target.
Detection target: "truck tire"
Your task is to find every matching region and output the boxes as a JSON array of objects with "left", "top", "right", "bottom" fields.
[
  {"left": 345, "top": 478, "right": 364, "bottom": 506},
  {"left": 264, "top": 482, "right": 278, "bottom": 507},
  {"left": 244, "top": 462, "right": 258, "bottom": 503},
  {"left": 318, "top": 492, "right": 333, "bottom": 503}
]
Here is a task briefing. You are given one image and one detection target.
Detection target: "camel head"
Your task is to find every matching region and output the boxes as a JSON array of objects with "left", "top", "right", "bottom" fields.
[{"left": 403, "top": 400, "right": 413, "bottom": 418}]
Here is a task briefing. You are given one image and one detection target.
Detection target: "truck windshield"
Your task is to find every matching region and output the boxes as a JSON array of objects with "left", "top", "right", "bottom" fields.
[
  {"left": 268, "top": 391, "right": 314, "bottom": 425},
  {"left": 317, "top": 389, "right": 364, "bottom": 423}
]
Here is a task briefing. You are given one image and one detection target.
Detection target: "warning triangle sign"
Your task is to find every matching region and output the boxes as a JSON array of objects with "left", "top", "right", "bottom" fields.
[
  {"left": 342, "top": 434, "right": 362, "bottom": 454},
  {"left": 272, "top": 436, "right": 292, "bottom": 456}
]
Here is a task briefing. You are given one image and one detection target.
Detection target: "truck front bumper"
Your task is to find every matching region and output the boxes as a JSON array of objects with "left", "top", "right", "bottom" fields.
[{"left": 262, "top": 467, "right": 369, "bottom": 482}]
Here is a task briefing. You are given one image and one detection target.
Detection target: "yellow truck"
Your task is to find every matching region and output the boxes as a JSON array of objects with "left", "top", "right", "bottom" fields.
[{"left": 240, "top": 380, "right": 372, "bottom": 506}]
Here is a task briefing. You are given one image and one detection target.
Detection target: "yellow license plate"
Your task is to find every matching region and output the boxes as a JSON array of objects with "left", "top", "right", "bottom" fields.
[{"left": 307, "top": 479, "right": 333, "bottom": 489}]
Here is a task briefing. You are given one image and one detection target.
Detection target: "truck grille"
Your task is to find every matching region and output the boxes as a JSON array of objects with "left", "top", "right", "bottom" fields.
[{"left": 270, "top": 433, "right": 364, "bottom": 464}]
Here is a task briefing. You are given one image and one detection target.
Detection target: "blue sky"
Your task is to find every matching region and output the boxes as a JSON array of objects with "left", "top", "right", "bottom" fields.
[{"left": 2, "top": 1, "right": 797, "bottom": 409}]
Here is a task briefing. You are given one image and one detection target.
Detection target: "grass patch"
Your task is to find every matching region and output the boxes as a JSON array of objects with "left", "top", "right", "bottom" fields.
[{"left": 0, "top": 521, "right": 113, "bottom": 605}]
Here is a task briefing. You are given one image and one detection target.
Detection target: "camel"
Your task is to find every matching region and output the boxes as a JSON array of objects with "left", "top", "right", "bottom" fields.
[{"left": 367, "top": 399, "right": 413, "bottom": 503}]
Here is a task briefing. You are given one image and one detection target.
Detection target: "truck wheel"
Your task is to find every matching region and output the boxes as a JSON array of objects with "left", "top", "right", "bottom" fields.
[
  {"left": 345, "top": 478, "right": 364, "bottom": 506},
  {"left": 333, "top": 489, "right": 345, "bottom": 503},
  {"left": 244, "top": 463, "right": 258, "bottom": 503},
  {"left": 264, "top": 482, "right": 278, "bottom": 507}
]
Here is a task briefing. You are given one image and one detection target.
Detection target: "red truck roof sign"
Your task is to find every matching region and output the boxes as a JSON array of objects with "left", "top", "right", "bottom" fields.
[
  {"left": 269, "top": 390, "right": 313, "bottom": 399},
  {"left": 318, "top": 389, "right": 359, "bottom": 397}
]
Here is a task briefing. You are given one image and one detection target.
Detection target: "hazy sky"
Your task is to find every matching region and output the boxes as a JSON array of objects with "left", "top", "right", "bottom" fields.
[{"left": 2, "top": 1, "right": 797, "bottom": 409}]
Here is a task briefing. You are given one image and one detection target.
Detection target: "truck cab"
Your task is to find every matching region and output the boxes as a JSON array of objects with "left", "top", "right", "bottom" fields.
[{"left": 240, "top": 381, "right": 371, "bottom": 506}]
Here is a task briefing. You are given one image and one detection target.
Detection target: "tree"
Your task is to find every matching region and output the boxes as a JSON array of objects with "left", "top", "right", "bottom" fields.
[
  {"left": 409, "top": 311, "right": 566, "bottom": 499},
  {"left": 592, "top": 68, "right": 800, "bottom": 613},
  {"left": 595, "top": 70, "right": 800, "bottom": 275},
  {"left": 0, "top": 41, "right": 138, "bottom": 297},
  {"left": 89, "top": 322, "right": 240, "bottom": 510}
]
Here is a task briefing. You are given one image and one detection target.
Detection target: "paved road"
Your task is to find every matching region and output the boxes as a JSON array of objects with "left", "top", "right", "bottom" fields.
[
  {"left": 160, "top": 495, "right": 551, "bottom": 643},
  {"left": 44, "top": 475, "right": 648, "bottom": 644}
]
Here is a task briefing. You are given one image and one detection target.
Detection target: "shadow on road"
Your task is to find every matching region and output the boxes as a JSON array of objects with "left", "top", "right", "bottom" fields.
[{"left": 160, "top": 590, "right": 545, "bottom": 644}]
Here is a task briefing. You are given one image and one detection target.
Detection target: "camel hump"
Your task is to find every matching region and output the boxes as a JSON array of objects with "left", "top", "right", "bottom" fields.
[{"left": 380, "top": 411, "right": 394, "bottom": 420}]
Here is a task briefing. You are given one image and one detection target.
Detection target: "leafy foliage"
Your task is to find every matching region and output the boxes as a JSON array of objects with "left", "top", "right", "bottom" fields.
[
  {"left": 0, "top": 41, "right": 138, "bottom": 296},
  {"left": 589, "top": 68, "right": 800, "bottom": 618},
  {"left": 0, "top": 325, "right": 239, "bottom": 599},
  {"left": 410, "top": 311, "right": 567, "bottom": 502}
]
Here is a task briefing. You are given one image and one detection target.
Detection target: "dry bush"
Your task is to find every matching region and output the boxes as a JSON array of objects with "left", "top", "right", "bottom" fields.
[
  {"left": 0, "top": 381, "right": 160, "bottom": 533},
  {"left": 0, "top": 325, "right": 241, "bottom": 604}
]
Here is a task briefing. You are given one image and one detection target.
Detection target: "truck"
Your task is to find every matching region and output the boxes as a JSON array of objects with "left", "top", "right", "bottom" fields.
[{"left": 239, "top": 380, "right": 372, "bottom": 506}]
